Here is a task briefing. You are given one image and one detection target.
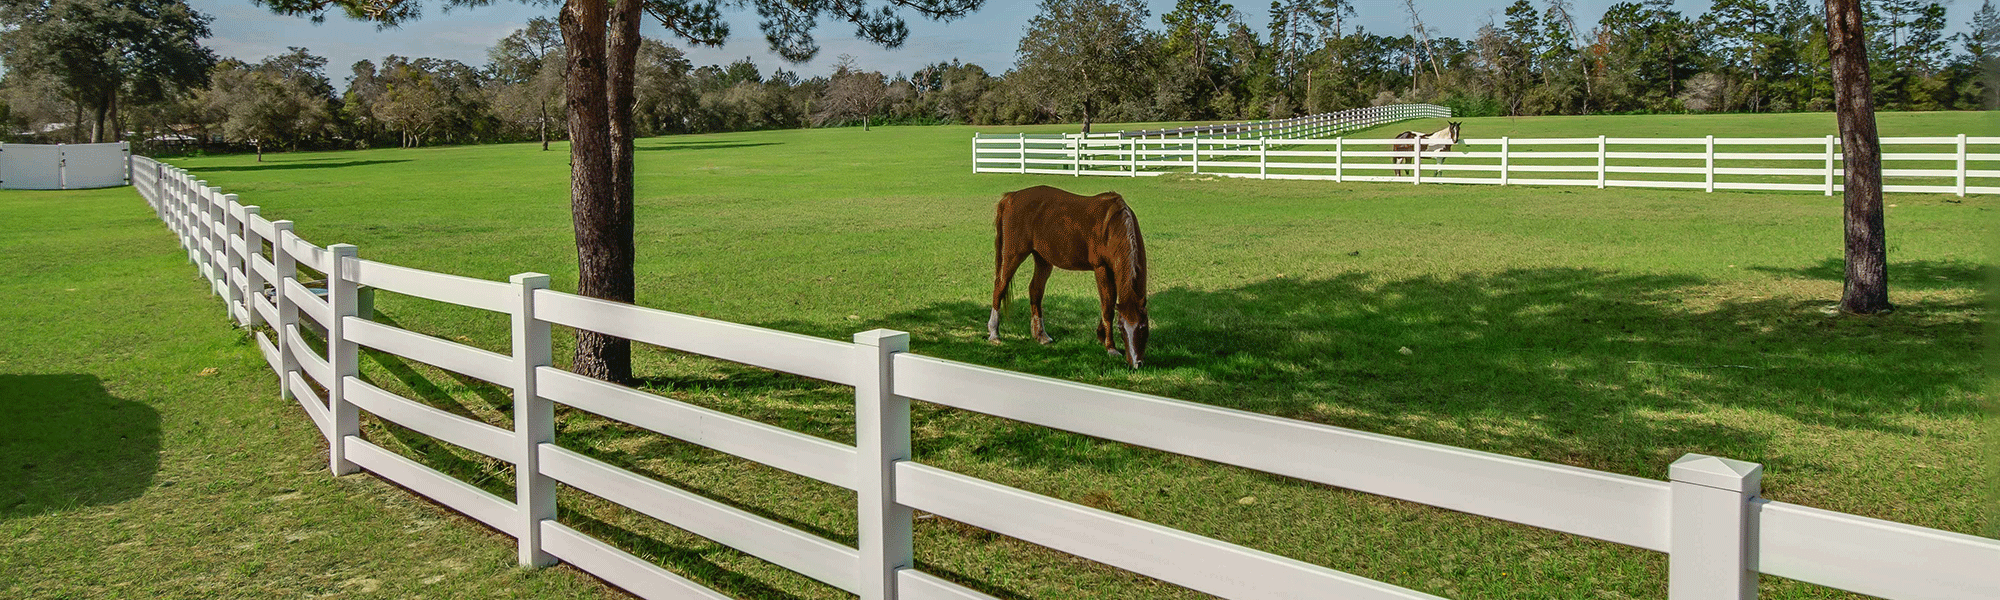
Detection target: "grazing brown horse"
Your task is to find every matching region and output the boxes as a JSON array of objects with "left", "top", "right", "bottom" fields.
[
  {"left": 988, "top": 185, "right": 1149, "bottom": 368},
  {"left": 1391, "top": 121, "right": 1462, "bottom": 177}
]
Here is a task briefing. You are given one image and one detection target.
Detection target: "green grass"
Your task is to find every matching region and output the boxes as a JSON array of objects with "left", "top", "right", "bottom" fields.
[
  {"left": 0, "top": 187, "right": 618, "bottom": 598},
  {"left": 13, "top": 111, "right": 1998, "bottom": 599}
]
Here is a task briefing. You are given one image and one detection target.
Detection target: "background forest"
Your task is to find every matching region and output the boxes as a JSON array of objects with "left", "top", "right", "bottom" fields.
[{"left": 3, "top": 0, "right": 1995, "bottom": 154}]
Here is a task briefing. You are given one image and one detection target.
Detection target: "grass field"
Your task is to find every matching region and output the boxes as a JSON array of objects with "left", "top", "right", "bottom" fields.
[{"left": 5, "top": 111, "right": 1996, "bottom": 599}]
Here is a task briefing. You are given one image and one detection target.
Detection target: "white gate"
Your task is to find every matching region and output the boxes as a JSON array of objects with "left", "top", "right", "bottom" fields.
[{"left": 0, "top": 142, "right": 131, "bottom": 190}]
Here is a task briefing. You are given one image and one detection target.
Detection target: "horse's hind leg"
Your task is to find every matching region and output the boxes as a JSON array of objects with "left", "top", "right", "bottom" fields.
[
  {"left": 989, "top": 249, "right": 1030, "bottom": 343},
  {"left": 1028, "top": 255, "right": 1056, "bottom": 344}
]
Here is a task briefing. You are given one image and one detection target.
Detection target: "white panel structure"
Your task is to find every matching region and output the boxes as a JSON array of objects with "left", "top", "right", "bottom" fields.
[
  {"left": 0, "top": 142, "right": 129, "bottom": 189},
  {"left": 62, "top": 142, "right": 129, "bottom": 188},
  {"left": 2, "top": 144, "right": 64, "bottom": 189}
]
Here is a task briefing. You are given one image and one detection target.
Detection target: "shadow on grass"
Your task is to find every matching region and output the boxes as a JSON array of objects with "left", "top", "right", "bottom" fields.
[
  {"left": 636, "top": 141, "right": 782, "bottom": 152},
  {"left": 0, "top": 374, "right": 160, "bottom": 518},
  {"left": 195, "top": 159, "right": 413, "bottom": 172},
  {"left": 559, "top": 511, "right": 815, "bottom": 600},
  {"left": 1749, "top": 258, "right": 1998, "bottom": 291},
  {"left": 757, "top": 266, "right": 1984, "bottom": 478}
]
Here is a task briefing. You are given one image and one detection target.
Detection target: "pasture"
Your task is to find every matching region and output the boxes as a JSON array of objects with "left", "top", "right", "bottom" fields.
[{"left": 4, "top": 111, "right": 1994, "bottom": 599}]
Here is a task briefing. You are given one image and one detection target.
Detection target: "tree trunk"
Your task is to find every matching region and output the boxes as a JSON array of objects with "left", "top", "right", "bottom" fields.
[
  {"left": 539, "top": 107, "right": 549, "bottom": 151},
  {"left": 256, "top": 140, "right": 264, "bottom": 162},
  {"left": 108, "top": 92, "right": 120, "bottom": 143},
  {"left": 1826, "top": 0, "right": 1890, "bottom": 314},
  {"left": 90, "top": 94, "right": 107, "bottom": 143},
  {"left": 562, "top": 0, "right": 630, "bottom": 382}
]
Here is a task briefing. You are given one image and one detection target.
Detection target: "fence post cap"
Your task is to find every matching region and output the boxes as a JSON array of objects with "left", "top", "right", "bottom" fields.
[
  {"left": 242, "top": 205, "right": 258, "bottom": 213},
  {"left": 509, "top": 272, "right": 551, "bottom": 287},
  {"left": 272, "top": 219, "right": 294, "bottom": 229},
  {"left": 1670, "top": 454, "right": 1762, "bottom": 492},
  {"left": 328, "top": 243, "right": 358, "bottom": 256},
  {"left": 854, "top": 329, "right": 909, "bottom": 348}
]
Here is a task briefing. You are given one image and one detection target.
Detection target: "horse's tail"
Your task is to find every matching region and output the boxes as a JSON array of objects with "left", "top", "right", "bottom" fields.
[{"left": 993, "top": 192, "right": 1012, "bottom": 311}]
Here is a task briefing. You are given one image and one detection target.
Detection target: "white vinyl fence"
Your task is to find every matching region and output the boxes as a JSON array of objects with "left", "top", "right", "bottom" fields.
[
  {"left": 131, "top": 155, "right": 1998, "bottom": 600},
  {"left": 1102, "top": 104, "right": 1452, "bottom": 140},
  {"left": 1, "top": 141, "right": 130, "bottom": 189},
  {"left": 973, "top": 132, "right": 2000, "bottom": 196}
]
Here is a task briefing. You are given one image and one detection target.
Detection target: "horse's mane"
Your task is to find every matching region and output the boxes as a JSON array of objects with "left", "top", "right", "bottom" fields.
[{"left": 1114, "top": 201, "right": 1146, "bottom": 301}]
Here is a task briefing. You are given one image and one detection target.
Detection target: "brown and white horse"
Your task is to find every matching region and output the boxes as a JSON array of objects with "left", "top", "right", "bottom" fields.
[
  {"left": 988, "top": 185, "right": 1150, "bottom": 368},
  {"left": 1391, "top": 121, "right": 1462, "bottom": 178}
]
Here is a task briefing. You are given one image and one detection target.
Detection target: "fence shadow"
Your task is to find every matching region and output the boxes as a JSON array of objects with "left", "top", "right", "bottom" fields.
[
  {"left": 193, "top": 159, "right": 412, "bottom": 172},
  {"left": 0, "top": 374, "right": 160, "bottom": 518},
  {"left": 756, "top": 267, "right": 1983, "bottom": 479}
]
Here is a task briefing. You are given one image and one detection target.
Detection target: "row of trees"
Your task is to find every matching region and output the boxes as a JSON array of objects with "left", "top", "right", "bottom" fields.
[
  {"left": 4, "top": 0, "right": 1995, "bottom": 153},
  {"left": 1022, "top": 0, "right": 1998, "bottom": 131}
]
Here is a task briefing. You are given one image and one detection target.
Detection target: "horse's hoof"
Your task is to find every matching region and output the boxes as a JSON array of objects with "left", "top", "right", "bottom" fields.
[
  {"left": 987, "top": 336, "right": 1003, "bottom": 345},
  {"left": 1035, "top": 335, "right": 1055, "bottom": 345},
  {"left": 1106, "top": 348, "right": 1123, "bottom": 357}
]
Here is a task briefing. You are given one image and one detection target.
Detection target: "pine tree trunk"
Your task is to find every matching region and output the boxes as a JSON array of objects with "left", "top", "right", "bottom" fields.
[
  {"left": 591, "top": 0, "right": 641, "bottom": 383},
  {"left": 1826, "top": 0, "right": 1891, "bottom": 314},
  {"left": 561, "top": 0, "right": 627, "bottom": 381}
]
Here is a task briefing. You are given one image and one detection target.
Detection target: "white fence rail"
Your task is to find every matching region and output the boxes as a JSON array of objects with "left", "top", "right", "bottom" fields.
[
  {"left": 131, "top": 155, "right": 1999, "bottom": 600},
  {"left": 2, "top": 141, "right": 129, "bottom": 189},
  {"left": 973, "top": 132, "right": 2000, "bottom": 196}
]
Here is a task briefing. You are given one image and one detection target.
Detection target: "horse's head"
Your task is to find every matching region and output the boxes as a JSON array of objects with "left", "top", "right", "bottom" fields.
[{"left": 1118, "top": 303, "right": 1148, "bottom": 369}]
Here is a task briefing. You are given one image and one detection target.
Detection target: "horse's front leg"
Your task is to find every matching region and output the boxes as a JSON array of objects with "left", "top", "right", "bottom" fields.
[
  {"left": 1093, "top": 265, "right": 1121, "bottom": 356},
  {"left": 1027, "top": 257, "right": 1055, "bottom": 344},
  {"left": 1434, "top": 155, "right": 1446, "bottom": 178}
]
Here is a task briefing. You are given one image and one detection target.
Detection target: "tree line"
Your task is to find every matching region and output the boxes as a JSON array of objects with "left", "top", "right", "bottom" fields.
[{"left": 2, "top": 0, "right": 1994, "bottom": 156}]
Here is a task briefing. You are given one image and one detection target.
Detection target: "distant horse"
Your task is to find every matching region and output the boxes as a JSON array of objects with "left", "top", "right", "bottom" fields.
[
  {"left": 1391, "top": 121, "right": 1462, "bottom": 178},
  {"left": 988, "top": 185, "right": 1150, "bottom": 368}
]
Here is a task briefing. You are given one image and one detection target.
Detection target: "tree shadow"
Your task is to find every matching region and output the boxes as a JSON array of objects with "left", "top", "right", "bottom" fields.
[
  {"left": 194, "top": 159, "right": 412, "bottom": 172},
  {"left": 0, "top": 374, "right": 161, "bottom": 518},
  {"left": 1748, "top": 258, "right": 1997, "bottom": 291},
  {"left": 635, "top": 141, "right": 783, "bottom": 152},
  {"left": 558, "top": 511, "right": 816, "bottom": 600},
  {"left": 755, "top": 267, "right": 1983, "bottom": 479}
]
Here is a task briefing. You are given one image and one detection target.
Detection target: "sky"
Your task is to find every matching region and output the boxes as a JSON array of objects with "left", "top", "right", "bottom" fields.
[{"left": 190, "top": 0, "right": 1987, "bottom": 84}]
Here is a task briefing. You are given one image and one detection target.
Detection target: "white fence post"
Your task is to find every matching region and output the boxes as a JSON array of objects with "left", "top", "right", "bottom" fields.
[
  {"left": 1334, "top": 137, "right": 1343, "bottom": 182},
  {"left": 1413, "top": 138, "right": 1423, "bottom": 186},
  {"left": 1017, "top": 133, "right": 1027, "bottom": 175},
  {"left": 241, "top": 205, "right": 263, "bottom": 329},
  {"left": 1955, "top": 133, "right": 1967, "bottom": 197},
  {"left": 511, "top": 272, "right": 557, "bottom": 567},
  {"left": 326, "top": 243, "right": 361, "bottom": 476},
  {"left": 1668, "top": 454, "right": 1762, "bottom": 600},
  {"left": 273, "top": 221, "right": 298, "bottom": 400},
  {"left": 1192, "top": 137, "right": 1201, "bottom": 174},
  {"left": 1500, "top": 137, "right": 1511, "bottom": 186},
  {"left": 1596, "top": 135, "right": 1608, "bottom": 189},
  {"left": 1071, "top": 135, "right": 1082, "bottom": 176},
  {"left": 197, "top": 181, "right": 217, "bottom": 296},
  {"left": 1259, "top": 138, "right": 1268, "bottom": 180},
  {"left": 1129, "top": 137, "right": 1139, "bottom": 177},
  {"left": 1824, "top": 135, "right": 1836, "bottom": 196},
  {"left": 1707, "top": 136, "right": 1717, "bottom": 193},
  {"left": 223, "top": 194, "right": 247, "bottom": 325},
  {"left": 855, "top": 329, "right": 912, "bottom": 600}
]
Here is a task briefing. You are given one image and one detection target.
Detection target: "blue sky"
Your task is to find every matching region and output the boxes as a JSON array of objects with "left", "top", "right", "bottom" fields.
[{"left": 192, "top": 0, "right": 1985, "bottom": 84}]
